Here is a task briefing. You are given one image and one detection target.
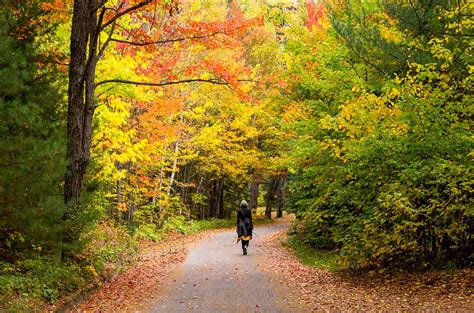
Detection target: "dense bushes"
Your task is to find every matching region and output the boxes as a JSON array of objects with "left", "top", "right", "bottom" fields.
[{"left": 285, "top": 0, "right": 473, "bottom": 269}]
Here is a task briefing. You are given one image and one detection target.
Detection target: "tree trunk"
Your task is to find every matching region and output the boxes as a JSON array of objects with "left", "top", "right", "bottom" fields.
[
  {"left": 209, "top": 177, "right": 224, "bottom": 218},
  {"left": 127, "top": 192, "right": 135, "bottom": 227},
  {"left": 64, "top": 0, "right": 93, "bottom": 203},
  {"left": 151, "top": 168, "right": 162, "bottom": 205},
  {"left": 249, "top": 180, "right": 259, "bottom": 211},
  {"left": 265, "top": 178, "right": 278, "bottom": 219},
  {"left": 276, "top": 175, "right": 286, "bottom": 218},
  {"left": 193, "top": 174, "right": 204, "bottom": 219},
  {"left": 167, "top": 140, "right": 179, "bottom": 195},
  {"left": 116, "top": 179, "right": 122, "bottom": 222},
  {"left": 217, "top": 178, "right": 225, "bottom": 219},
  {"left": 64, "top": 0, "right": 107, "bottom": 203},
  {"left": 209, "top": 180, "right": 215, "bottom": 218}
]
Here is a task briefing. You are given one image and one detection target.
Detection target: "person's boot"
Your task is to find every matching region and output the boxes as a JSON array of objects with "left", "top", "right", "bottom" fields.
[{"left": 243, "top": 247, "right": 247, "bottom": 255}]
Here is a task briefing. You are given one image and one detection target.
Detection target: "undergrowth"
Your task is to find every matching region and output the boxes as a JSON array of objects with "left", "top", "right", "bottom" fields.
[
  {"left": 287, "top": 235, "right": 343, "bottom": 272},
  {"left": 0, "top": 216, "right": 250, "bottom": 311}
]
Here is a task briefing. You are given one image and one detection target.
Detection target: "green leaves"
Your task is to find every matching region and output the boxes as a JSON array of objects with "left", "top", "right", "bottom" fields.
[{"left": 284, "top": 0, "right": 473, "bottom": 269}]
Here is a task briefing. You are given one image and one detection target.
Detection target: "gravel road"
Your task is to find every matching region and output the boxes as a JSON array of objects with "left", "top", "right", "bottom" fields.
[{"left": 145, "top": 223, "right": 295, "bottom": 313}]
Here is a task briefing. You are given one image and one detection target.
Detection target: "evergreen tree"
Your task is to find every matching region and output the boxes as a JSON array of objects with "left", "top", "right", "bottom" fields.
[{"left": 0, "top": 0, "right": 66, "bottom": 259}]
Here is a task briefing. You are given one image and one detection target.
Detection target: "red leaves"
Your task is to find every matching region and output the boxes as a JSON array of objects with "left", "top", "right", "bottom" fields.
[
  {"left": 109, "top": 0, "right": 262, "bottom": 98},
  {"left": 305, "top": 1, "right": 324, "bottom": 29}
]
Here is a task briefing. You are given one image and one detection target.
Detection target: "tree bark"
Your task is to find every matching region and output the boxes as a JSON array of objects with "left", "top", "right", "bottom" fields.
[
  {"left": 249, "top": 179, "right": 259, "bottom": 211},
  {"left": 265, "top": 178, "right": 278, "bottom": 219},
  {"left": 64, "top": 0, "right": 93, "bottom": 203},
  {"left": 276, "top": 174, "right": 286, "bottom": 218}
]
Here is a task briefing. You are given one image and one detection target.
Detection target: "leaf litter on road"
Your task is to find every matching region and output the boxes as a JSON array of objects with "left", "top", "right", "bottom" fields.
[
  {"left": 68, "top": 229, "right": 225, "bottom": 312},
  {"left": 258, "top": 229, "right": 473, "bottom": 311}
]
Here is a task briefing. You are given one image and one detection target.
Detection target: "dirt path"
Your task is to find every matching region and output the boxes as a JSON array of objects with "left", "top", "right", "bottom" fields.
[{"left": 142, "top": 224, "right": 300, "bottom": 313}]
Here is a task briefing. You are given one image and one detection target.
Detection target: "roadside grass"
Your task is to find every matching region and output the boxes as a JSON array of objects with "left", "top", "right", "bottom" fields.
[
  {"left": 0, "top": 256, "right": 89, "bottom": 312},
  {"left": 287, "top": 236, "right": 343, "bottom": 272}
]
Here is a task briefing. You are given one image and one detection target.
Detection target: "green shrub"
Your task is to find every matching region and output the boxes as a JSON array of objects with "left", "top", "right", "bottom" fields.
[
  {"left": 0, "top": 257, "right": 86, "bottom": 306},
  {"left": 136, "top": 223, "right": 160, "bottom": 242}
]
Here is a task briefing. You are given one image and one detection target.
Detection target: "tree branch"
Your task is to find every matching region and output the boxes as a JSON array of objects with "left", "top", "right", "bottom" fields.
[
  {"left": 100, "top": 0, "right": 153, "bottom": 31},
  {"left": 110, "top": 31, "right": 222, "bottom": 46},
  {"left": 409, "top": 0, "right": 430, "bottom": 41},
  {"left": 95, "top": 78, "right": 229, "bottom": 88},
  {"left": 97, "top": 15, "right": 117, "bottom": 60},
  {"left": 93, "top": 0, "right": 108, "bottom": 11}
]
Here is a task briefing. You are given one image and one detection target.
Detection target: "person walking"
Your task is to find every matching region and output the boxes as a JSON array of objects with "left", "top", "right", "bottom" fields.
[{"left": 236, "top": 200, "right": 253, "bottom": 255}]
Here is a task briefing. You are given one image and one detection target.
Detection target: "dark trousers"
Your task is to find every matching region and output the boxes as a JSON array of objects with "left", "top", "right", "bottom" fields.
[{"left": 241, "top": 240, "right": 249, "bottom": 249}]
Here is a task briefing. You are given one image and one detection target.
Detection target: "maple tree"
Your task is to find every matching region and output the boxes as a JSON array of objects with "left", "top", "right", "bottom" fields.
[{"left": 65, "top": 0, "right": 262, "bottom": 203}]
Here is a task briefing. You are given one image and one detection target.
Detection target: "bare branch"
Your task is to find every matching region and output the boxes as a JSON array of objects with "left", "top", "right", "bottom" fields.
[
  {"left": 409, "top": 0, "right": 430, "bottom": 41},
  {"left": 110, "top": 31, "right": 222, "bottom": 46},
  {"left": 97, "top": 16, "right": 117, "bottom": 60},
  {"left": 95, "top": 78, "right": 229, "bottom": 88},
  {"left": 100, "top": 0, "right": 153, "bottom": 31}
]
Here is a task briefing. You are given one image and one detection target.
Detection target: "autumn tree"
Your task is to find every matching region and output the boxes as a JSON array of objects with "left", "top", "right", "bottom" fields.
[
  {"left": 284, "top": 0, "right": 473, "bottom": 267},
  {"left": 65, "top": 0, "right": 261, "bottom": 204}
]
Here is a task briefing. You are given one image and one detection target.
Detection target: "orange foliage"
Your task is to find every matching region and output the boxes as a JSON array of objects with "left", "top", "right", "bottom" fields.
[{"left": 305, "top": 0, "right": 324, "bottom": 29}]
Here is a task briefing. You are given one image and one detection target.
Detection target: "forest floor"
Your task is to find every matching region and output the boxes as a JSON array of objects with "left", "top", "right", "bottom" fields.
[
  {"left": 67, "top": 219, "right": 473, "bottom": 312},
  {"left": 260, "top": 229, "right": 474, "bottom": 311}
]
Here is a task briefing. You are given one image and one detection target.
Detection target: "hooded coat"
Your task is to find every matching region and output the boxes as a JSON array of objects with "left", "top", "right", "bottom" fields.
[{"left": 237, "top": 201, "right": 253, "bottom": 237}]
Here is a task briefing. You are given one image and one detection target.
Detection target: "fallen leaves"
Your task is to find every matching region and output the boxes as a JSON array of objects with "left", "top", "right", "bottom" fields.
[
  {"left": 258, "top": 230, "right": 474, "bottom": 311},
  {"left": 67, "top": 230, "right": 223, "bottom": 312}
]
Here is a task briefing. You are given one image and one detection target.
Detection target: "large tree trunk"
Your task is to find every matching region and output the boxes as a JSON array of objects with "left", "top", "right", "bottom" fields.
[
  {"left": 64, "top": 0, "right": 92, "bottom": 203},
  {"left": 62, "top": 0, "right": 99, "bottom": 258},
  {"left": 64, "top": 0, "right": 104, "bottom": 203}
]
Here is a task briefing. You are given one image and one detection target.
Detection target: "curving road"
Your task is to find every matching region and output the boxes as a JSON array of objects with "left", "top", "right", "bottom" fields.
[{"left": 145, "top": 224, "right": 296, "bottom": 313}]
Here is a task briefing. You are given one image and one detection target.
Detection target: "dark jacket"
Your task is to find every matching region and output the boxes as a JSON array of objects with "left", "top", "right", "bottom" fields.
[{"left": 237, "top": 207, "right": 253, "bottom": 237}]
